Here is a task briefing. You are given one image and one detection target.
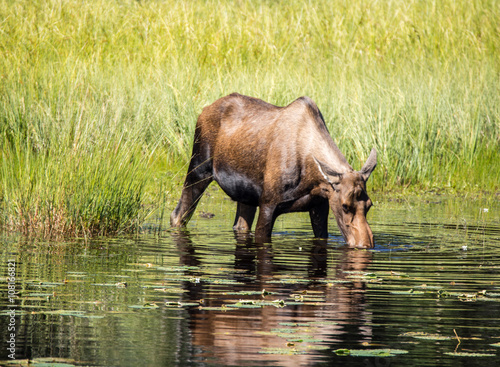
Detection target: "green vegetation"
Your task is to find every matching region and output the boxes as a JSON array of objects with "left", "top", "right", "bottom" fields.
[{"left": 1, "top": 0, "right": 499, "bottom": 236}]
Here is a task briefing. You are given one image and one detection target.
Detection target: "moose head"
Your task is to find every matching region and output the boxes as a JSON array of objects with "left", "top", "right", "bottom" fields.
[{"left": 314, "top": 149, "right": 377, "bottom": 247}]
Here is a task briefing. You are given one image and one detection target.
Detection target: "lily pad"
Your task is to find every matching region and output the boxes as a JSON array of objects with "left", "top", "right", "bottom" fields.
[
  {"left": 287, "top": 337, "right": 325, "bottom": 343},
  {"left": 151, "top": 287, "right": 187, "bottom": 293},
  {"left": 129, "top": 303, "right": 160, "bottom": 309},
  {"left": 334, "top": 348, "right": 409, "bottom": 357},
  {"left": 400, "top": 332, "right": 453, "bottom": 340},
  {"left": 42, "top": 310, "right": 104, "bottom": 319},
  {"left": 390, "top": 289, "right": 425, "bottom": 295},
  {"left": 226, "top": 302, "right": 262, "bottom": 309},
  {"left": 278, "top": 322, "right": 311, "bottom": 327},
  {"left": 306, "top": 344, "right": 331, "bottom": 350},
  {"left": 309, "top": 321, "right": 339, "bottom": 326},
  {"left": 444, "top": 352, "right": 496, "bottom": 357},
  {"left": 259, "top": 347, "right": 307, "bottom": 355},
  {"left": 224, "top": 290, "right": 275, "bottom": 296},
  {"left": 271, "top": 328, "right": 300, "bottom": 334},
  {"left": 197, "top": 306, "right": 228, "bottom": 311},
  {"left": 165, "top": 301, "right": 200, "bottom": 307},
  {"left": 226, "top": 299, "right": 287, "bottom": 309}
]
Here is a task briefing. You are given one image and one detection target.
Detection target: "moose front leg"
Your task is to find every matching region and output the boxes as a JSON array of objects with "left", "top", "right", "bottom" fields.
[
  {"left": 309, "top": 200, "right": 329, "bottom": 239},
  {"left": 254, "top": 204, "right": 277, "bottom": 243},
  {"left": 233, "top": 202, "right": 257, "bottom": 231}
]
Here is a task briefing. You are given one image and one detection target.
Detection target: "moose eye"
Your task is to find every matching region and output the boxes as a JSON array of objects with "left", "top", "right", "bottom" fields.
[
  {"left": 342, "top": 204, "right": 349, "bottom": 213},
  {"left": 331, "top": 183, "right": 340, "bottom": 192}
]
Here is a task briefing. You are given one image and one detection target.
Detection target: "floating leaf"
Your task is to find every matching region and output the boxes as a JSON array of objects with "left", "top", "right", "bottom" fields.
[
  {"left": 226, "top": 302, "right": 262, "bottom": 309},
  {"left": 224, "top": 290, "right": 275, "bottom": 296},
  {"left": 261, "top": 289, "right": 272, "bottom": 296},
  {"left": 334, "top": 349, "right": 409, "bottom": 357},
  {"left": 92, "top": 283, "right": 122, "bottom": 287},
  {"left": 268, "top": 278, "right": 311, "bottom": 285},
  {"left": 151, "top": 287, "right": 187, "bottom": 294},
  {"left": 271, "top": 328, "right": 299, "bottom": 334},
  {"left": 197, "top": 306, "right": 228, "bottom": 311},
  {"left": 306, "top": 344, "right": 331, "bottom": 350},
  {"left": 259, "top": 347, "right": 306, "bottom": 355},
  {"left": 437, "top": 289, "right": 450, "bottom": 297},
  {"left": 225, "top": 299, "right": 287, "bottom": 309},
  {"left": 129, "top": 303, "right": 159, "bottom": 309},
  {"left": 444, "top": 352, "right": 496, "bottom": 357},
  {"left": 165, "top": 301, "right": 199, "bottom": 308},
  {"left": 334, "top": 348, "right": 351, "bottom": 356},
  {"left": 400, "top": 332, "right": 453, "bottom": 340},
  {"left": 287, "top": 337, "right": 325, "bottom": 343},
  {"left": 272, "top": 299, "right": 286, "bottom": 308},
  {"left": 279, "top": 322, "right": 311, "bottom": 327},
  {"left": 42, "top": 310, "right": 104, "bottom": 318},
  {"left": 309, "top": 321, "right": 339, "bottom": 326},
  {"left": 205, "top": 278, "right": 242, "bottom": 285},
  {"left": 390, "top": 289, "right": 425, "bottom": 295}
]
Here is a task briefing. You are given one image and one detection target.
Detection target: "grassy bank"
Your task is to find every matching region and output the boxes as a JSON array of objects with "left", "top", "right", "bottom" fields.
[{"left": 1, "top": 0, "right": 499, "bottom": 236}]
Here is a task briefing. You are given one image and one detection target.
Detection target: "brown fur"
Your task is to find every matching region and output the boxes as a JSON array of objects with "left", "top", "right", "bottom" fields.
[{"left": 171, "top": 93, "right": 377, "bottom": 247}]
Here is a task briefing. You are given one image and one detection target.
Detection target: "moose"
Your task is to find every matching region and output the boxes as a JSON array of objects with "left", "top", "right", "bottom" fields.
[{"left": 170, "top": 93, "right": 377, "bottom": 247}]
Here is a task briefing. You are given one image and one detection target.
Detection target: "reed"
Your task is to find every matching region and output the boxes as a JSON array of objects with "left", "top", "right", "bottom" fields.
[{"left": 0, "top": 0, "right": 498, "bottom": 236}]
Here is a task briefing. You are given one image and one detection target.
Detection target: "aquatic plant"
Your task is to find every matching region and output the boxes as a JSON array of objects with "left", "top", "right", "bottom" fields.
[{"left": 0, "top": 138, "right": 151, "bottom": 237}]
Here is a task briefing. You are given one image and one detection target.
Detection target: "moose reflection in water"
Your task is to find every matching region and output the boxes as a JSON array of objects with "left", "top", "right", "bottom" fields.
[{"left": 171, "top": 231, "right": 373, "bottom": 365}]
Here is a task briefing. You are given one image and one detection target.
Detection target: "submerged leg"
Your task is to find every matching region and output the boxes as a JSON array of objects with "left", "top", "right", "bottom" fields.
[
  {"left": 309, "top": 200, "right": 329, "bottom": 239},
  {"left": 233, "top": 202, "right": 257, "bottom": 232}
]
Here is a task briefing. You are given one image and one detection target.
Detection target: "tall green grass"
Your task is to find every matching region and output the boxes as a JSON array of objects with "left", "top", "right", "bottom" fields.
[{"left": 1, "top": 0, "right": 499, "bottom": 236}]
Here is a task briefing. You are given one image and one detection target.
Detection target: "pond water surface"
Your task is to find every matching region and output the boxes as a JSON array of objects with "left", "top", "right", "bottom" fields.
[{"left": 1, "top": 190, "right": 500, "bottom": 366}]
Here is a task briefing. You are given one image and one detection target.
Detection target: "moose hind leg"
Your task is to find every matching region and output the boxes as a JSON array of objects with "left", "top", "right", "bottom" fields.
[
  {"left": 233, "top": 202, "right": 257, "bottom": 231},
  {"left": 170, "top": 145, "right": 213, "bottom": 227},
  {"left": 170, "top": 173, "right": 212, "bottom": 227}
]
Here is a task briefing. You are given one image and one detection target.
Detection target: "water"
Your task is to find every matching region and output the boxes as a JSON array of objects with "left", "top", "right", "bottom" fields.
[{"left": 1, "top": 191, "right": 500, "bottom": 366}]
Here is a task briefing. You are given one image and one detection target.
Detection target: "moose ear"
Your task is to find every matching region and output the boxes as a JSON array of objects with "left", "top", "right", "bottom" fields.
[
  {"left": 313, "top": 157, "right": 342, "bottom": 185},
  {"left": 360, "top": 148, "right": 377, "bottom": 182}
]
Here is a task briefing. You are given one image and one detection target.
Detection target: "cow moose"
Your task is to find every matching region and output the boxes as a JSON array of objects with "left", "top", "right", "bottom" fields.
[{"left": 170, "top": 93, "right": 377, "bottom": 247}]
